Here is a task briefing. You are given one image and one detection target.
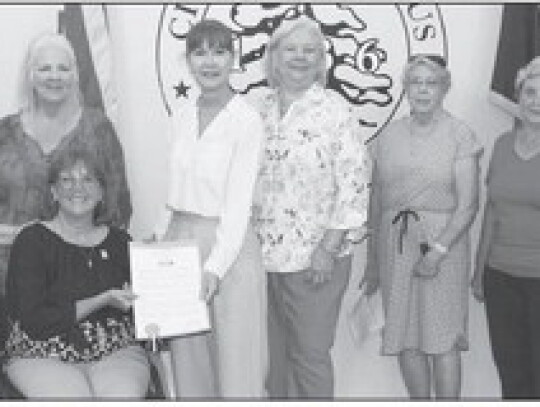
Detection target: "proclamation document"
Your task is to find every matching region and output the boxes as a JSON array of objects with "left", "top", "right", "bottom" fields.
[{"left": 129, "top": 240, "right": 211, "bottom": 340}]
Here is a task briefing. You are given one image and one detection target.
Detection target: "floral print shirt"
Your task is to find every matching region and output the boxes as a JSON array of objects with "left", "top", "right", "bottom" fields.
[{"left": 254, "top": 84, "right": 371, "bottom": 273}]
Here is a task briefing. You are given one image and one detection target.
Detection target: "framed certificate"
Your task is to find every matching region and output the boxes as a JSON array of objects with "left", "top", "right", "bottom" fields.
[{"left": 129, "top": 240, "right": 211, "bottom": 340}]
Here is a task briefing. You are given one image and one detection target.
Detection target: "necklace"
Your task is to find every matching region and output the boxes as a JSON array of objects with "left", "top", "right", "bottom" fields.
[
  {"left": 80, "top": 246, "right": 96, "bottom": 269},
  {"left": 54, "top": 216, "right": 101, "bottom": 269}
]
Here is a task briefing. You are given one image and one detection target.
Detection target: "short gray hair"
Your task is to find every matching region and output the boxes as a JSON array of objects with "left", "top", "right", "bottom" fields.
[
  {"left": 19, "top": 32, "right": 80, "bottom": 111},
  {"left": 402, "top": 54, "right": 451, "bottom": 93},
  {"left": 515, "top": 56, "right": 540, "bottom": 99},
  {"left": 264, "top": 16, "right": 327, "bottom": 89}
]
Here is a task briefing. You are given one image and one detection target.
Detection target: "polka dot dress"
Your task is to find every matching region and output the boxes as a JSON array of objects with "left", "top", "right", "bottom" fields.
[{"left": 373, "top": 110, "right": 482, "bottom": 355}]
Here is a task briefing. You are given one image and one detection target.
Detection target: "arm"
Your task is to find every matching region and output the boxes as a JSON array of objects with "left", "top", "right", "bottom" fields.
[
  {"left": 76, "top": 292, "right": 109, "bottom": 321},
  {"left": 76, "top": 288, "right": 136, "bottom": 320},
  {"left": 471, "top": 200, "right": 495, "bottom": 301},
  {"left": 323, "top": 106, "right": 371, "bottom": 247},
  {"left": 7, "top": 230, "right": 78, "bottom": 339},
  {"left": 361, "top": 163, "right": 381, "bottom": 295},
  {"left": 415, "top": 154, "right": 481, "bottom": 277},
  {"left": 203, "top": 114, "right": 263, "bottom": 281},
  {"left": 434, "top": 154, "right": 480, "bottom": 249},
  {"left": 310, "top": 105, "right": 371, "bottom": 283}
]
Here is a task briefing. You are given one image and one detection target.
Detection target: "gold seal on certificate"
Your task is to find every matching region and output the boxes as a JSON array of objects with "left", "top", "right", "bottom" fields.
[{"left": 129, "top": 240, "right": 211, "bottom": 340}]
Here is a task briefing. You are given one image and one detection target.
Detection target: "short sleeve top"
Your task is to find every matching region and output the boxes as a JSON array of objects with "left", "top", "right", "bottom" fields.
[{"left": 374, "top": 110, "right": 482, "bottom": 212}]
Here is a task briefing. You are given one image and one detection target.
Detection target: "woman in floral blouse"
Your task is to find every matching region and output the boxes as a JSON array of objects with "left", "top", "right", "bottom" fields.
[{"left": 254, "top": 16, "right": 370, "bottom": 398}]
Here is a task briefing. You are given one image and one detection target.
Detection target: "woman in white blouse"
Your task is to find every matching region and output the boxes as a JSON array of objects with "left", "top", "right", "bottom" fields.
[{"left": 162, "top": 19, "right": 266, "bottom": 398}]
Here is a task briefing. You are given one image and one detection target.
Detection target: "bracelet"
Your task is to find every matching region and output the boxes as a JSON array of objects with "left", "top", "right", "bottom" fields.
[{"left": 431, "top": 241, "right": 448, "bottom": 254}]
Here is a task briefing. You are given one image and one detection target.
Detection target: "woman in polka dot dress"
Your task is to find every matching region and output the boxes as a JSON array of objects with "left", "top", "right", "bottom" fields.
[{"left": 362, "top": 55, "right": 482, "bottom": 399}]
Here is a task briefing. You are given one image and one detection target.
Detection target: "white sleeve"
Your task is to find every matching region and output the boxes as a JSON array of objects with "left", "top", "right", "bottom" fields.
[{"left": 203, "top": 112, "right": 263, "bottom": 279}]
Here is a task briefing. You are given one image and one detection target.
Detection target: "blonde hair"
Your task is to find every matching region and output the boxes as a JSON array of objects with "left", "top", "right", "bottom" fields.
[
  {"left": 515, "top": 56, "right": 540, "bottom": 99},
  {"left": 18, "top": 32, "right": 81, "bottom": 111},
  {"left": 264, "top": 16, "right": 327, "bottom": 89},
  {"left": 402, "top": 54, "right": 451, "bottom": 93}
]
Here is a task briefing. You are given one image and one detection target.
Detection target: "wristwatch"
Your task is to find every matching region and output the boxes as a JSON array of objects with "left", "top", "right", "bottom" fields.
[
  {"left": 432, "top": 241, "right": 448, "bottom": 254},
  {"left": 420, "top": 241, "right": 448, "bottom": 256}
]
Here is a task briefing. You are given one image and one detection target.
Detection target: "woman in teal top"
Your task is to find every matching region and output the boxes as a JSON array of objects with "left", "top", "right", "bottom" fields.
[{"left": 473, "top": 56, "right": 540, "bottom": 399}]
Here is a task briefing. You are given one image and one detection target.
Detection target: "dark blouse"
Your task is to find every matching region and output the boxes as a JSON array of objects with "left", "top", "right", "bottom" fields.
[
  {"left": 5, "top": 223, "right": 137, "bottom": 362},
  {"left": 0, "top": 107, "right": 132, "bottom": 295}
]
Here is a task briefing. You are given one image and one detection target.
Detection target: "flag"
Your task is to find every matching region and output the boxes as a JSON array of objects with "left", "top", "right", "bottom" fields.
[
  {"left": 58, "top": 4, "right": 118, "bottom": 127},
  {"left": 490, "top": 4, "right": 540, "bottom": 116}
]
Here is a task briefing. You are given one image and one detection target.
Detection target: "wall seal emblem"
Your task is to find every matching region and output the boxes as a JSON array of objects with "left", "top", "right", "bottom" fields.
[{"left": 156, "top": 4, "right": 447, "bottom": 142}]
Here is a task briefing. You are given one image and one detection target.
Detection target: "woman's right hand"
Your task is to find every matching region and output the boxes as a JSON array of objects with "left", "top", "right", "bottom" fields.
[
  {"left": 77, "top": 284, "right": 137, "bottom": 321},
  {"left": 105, "top": 284, "right": 138, "bottom": 312},
  {"left": 200, "top": 271, "right": 220, "bottom": 303}
]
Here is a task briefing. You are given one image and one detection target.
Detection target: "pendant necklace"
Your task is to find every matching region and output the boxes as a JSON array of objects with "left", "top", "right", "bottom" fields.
[
  {"left": 57, "top": 216, "right": 97, "bottom": 269},
  {"left": 81, "top": 247, "right": 95, "bottom": 269}
]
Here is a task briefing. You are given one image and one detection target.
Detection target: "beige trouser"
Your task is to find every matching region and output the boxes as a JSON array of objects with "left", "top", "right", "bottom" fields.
[{"left": 168, "top": 212, "right": 267, "bottom": 398}]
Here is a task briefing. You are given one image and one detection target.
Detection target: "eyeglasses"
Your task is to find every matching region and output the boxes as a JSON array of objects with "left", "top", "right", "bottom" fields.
[
  {"left": 408, "top": 54, "right": 447, "bottom": 68},
  {"left": 57, "top": 175, "right": 100, "bottom": 190},
  {"left": 407, "top": 78, "right": 442, "bottom": 88}
]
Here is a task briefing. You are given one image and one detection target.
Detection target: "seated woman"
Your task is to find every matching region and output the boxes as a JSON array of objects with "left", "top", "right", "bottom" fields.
[
  {"left": 0, "top": 32, "right": 131, "bottom": 296},
  {"left": 3, "top": 145, "right": 149, "bottom": 399}
]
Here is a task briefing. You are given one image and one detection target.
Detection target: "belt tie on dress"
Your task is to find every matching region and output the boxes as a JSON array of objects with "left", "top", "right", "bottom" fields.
[{"left": 392, "top": 209, "right": 420, "bottom": 254}]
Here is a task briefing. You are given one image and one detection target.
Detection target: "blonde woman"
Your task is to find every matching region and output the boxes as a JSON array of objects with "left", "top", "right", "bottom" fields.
[{"left": 255, "top": 16, "right": 370, "bottom": 398}]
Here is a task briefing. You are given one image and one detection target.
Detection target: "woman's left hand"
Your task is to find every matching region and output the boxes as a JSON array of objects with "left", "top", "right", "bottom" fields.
[
  {"left": 200, "top": 271, "right": 220, "bottom": 303},
  {"left": 413, "top": 250, "right": 444, "bottom": 278}
]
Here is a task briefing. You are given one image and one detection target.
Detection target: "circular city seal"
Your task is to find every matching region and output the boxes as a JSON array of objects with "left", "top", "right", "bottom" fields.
[{"left": 156, "top": 4, "right": 447, "bottom": 143}]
